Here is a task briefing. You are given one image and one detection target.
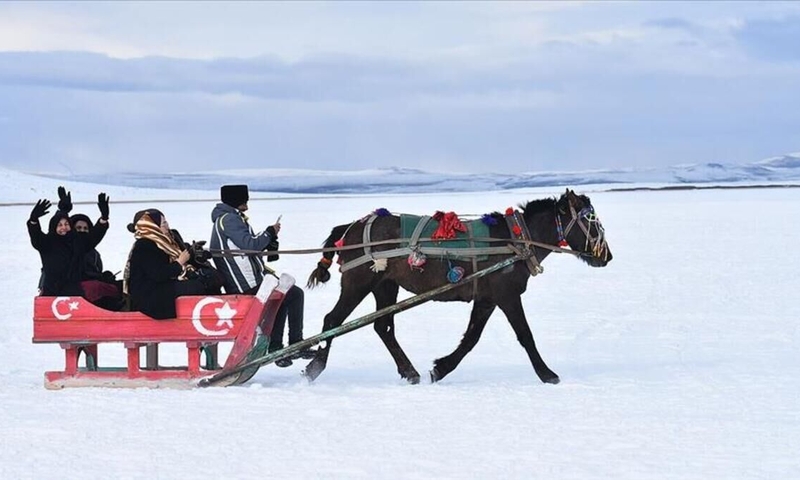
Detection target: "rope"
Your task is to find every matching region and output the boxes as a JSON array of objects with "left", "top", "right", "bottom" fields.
[{"left": 209, "top": 237, "right": 586, "bottom": 259}]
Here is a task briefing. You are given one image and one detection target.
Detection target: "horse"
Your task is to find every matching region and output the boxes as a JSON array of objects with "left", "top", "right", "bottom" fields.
[{"left": 304, "top": 189, "right": 612, "bottom": 384}]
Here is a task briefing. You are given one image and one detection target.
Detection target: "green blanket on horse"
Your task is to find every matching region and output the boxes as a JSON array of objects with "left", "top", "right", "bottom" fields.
[{"left": 400, "top": 214, "right": 491, "bottom": 260}]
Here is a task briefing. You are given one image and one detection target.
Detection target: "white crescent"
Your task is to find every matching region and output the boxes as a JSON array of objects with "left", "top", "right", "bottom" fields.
[
  {"left": 191, "top": 297, "right": 231, "bottom": 336},
  {"left": 51, "top": 296, "right": 73, "bottom": 321}
]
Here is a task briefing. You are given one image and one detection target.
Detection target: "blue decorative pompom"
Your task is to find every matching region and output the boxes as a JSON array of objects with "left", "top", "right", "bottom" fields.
[
  {"left": 447, "top": 266, "right": 465, "bottom": 283},
  {"left": 481, "top": 214, "right": 498, "bottom": 226},
  {"left": 374, "top": 208, "right": 391, "bottom": 217}
]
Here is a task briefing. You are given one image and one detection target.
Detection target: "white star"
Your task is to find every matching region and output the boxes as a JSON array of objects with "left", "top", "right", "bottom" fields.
[
  {"left": 68, "top": 301, "right": 80, "bottom": 311},
  {"left": 214, "top": 302, "right": 237, "bottom": 328}
]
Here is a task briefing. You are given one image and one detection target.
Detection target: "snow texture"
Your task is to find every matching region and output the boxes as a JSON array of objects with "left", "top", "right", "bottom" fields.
[{"left": 1, "top": 169, "right": 798, "bottom": 479}]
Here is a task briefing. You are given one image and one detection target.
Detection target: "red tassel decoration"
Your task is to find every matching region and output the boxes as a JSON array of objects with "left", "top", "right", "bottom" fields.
[
  {"left": 505, "top": 207, "right": 514, "bottom": 216},
  {"left": 512, "top": 225, "right": 522, "bottom": 236}
]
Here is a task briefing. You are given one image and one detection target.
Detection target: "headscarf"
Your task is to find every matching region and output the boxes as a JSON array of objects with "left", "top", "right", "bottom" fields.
[
  {"left": 48, "top": 211, "right": 72, "bottom": 235},
  {"left": 69, "top": 213, "right": 94, "bottom": 232},
  {"left": 127, "top": 209, "right": 163, "bottom": 233}
]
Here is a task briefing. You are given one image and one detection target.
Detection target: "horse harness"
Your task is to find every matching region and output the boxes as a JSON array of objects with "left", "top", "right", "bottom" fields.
[
  {"left": 555, "top": 203, "right": 609, "bottom": 260},
  {"left": 337, "top": 210, "right": 556, "bottom": 299}
]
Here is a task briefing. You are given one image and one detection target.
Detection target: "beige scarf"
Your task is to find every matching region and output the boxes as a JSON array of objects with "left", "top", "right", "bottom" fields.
[{"left": 123, "top": 213, "right": 193, "bottom": 295}]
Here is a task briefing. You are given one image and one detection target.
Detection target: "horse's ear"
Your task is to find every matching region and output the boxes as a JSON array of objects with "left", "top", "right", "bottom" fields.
[{"left": 566, "top": 189, "right": 579, "bottom": 208}]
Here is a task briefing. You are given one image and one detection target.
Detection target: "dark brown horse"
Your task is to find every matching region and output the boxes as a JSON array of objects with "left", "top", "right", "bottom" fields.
[{"left": 305, "top": 189, "right": 612, "bottom": 384}]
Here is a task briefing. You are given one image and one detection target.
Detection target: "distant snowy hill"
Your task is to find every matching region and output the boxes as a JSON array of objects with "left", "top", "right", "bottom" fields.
[{"left": 16, "top": 153, "right": 800, "bottom": 194}]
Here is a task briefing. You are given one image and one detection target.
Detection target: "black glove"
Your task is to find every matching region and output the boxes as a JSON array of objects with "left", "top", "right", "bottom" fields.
[
  {"left": 97, "top": 193, "right": 110, "bottom": 220},
  {"left": 57, "top": 186, "right": 73, "bottom": 213},
  {"left": 197, "top": 250, "right": 212, "bottom": 263},
  {"left": 30, "top": 199, "right": 51, "bottom": 222},
  {"left": 101, "top": 271, "right": 117, "bottom": 283},
  {"left": 191, "top": 241, "right": 212, "bottom": 263},
  {"left": 266, "top": 225, "right": 278, "bottom": 239},
  {"left": 266, "top": 239, "right": 279, "bottom": 262}
]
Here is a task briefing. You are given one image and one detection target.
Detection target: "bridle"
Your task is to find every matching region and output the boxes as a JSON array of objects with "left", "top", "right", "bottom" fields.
[{"left": 555, "top": 202, "right": 609, "bottom": 260}]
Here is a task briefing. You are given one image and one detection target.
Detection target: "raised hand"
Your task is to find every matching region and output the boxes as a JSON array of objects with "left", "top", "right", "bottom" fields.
[
  {"left": 30, "top": 199, "right": 51, "bottom": 222},
  {"left": 97, "top": 193, "right": 110, "bottom": 220},
  {"left": 57, "top": 186, "right": 73, "bottom": 213}
]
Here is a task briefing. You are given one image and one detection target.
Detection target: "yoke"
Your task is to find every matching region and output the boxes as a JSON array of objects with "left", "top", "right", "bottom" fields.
[{"left": 33, "top": 293, "right": 264, "bottom": 389}]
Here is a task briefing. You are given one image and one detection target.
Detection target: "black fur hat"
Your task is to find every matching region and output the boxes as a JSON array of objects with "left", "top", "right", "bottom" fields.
[{"left": 221, "top": 184, "right": 249, "bottom": 208}]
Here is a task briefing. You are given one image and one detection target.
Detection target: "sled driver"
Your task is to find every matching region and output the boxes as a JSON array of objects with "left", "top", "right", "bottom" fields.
[{"left": 209, "top": 184, "right": 314, "bottom": 366}]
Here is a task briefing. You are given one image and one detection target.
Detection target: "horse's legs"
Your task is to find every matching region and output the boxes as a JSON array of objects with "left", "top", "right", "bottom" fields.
[
  {"left": 372, "top": 280, "right": 420, "bottom": 384},
  {"left": 430, "top": 300, "right": 496, "bottom": 383},
  {"left": 498, "top": 296, "right": 560, "bottom": 384},
  {"left": 302, "top": 283, "right": 372, "bottom": 382}
]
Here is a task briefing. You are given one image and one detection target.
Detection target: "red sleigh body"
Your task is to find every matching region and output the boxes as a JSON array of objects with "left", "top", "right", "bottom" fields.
[{"left": 32, "top": 290, "right": 268, "bottom": 389}]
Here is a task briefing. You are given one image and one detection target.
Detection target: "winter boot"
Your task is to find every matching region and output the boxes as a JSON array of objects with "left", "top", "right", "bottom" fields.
[{"left": 275, "top": 357, "right": 293, "bottom": 368}]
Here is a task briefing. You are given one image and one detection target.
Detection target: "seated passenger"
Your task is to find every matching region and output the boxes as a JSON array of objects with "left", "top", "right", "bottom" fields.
[
  {"left": 28, "top": 192, "right": 110, "bottom": 297},
  {"left": 53, "top": 187, "right": 122, "bottom": 309},
  {"left": 123, "top": 209, "right": 210, "bottom": 320}
]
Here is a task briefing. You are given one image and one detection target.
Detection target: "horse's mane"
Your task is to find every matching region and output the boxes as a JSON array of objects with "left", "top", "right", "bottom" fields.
[
  {"left": 483, "top": 197, "right": 557, "bottom": 223},
  {"left": 521, "top": 198, "right": 557, "bottom": 216}
]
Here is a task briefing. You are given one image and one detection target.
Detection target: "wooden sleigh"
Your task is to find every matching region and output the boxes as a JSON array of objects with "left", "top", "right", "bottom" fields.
[{"left": 32, "top": 274, "right": 294, "bottom": 389}]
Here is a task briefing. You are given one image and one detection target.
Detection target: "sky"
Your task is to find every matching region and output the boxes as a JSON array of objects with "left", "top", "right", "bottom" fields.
[{"left": 1, "top": 1, "right": 800, "bottom": 175}]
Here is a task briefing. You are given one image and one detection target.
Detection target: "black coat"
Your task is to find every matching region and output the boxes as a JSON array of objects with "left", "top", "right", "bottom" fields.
[
  {"left": 28, "top": 217, "right": 108, "bottom": 296},
  {"left": 81, "top": 249, "right": 104, "bottom": 280},
  {"left": 127, "top": 238, "right": 186, "bottom": 320}
]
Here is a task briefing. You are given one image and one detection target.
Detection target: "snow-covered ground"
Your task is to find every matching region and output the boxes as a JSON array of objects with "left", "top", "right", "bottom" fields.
[{"left": 1, "top": 170, "right": 798, "bottom": 479}]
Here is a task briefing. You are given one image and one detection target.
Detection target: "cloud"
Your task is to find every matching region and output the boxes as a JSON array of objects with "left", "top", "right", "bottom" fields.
[
  {"left": 0, "top": 8, "right": 144, "bottom": 58},
  {"left": 1, "top": 3, "right": 800, "bottom": 175},
  {"left": 734, "top": 16, "right": 800, "bottom": 62},
  {"left": 0, "top": 51, "right": 562, "bottom": 108},
  {"left": 643, "top": 17, "right": 711, "bottom": 44}
]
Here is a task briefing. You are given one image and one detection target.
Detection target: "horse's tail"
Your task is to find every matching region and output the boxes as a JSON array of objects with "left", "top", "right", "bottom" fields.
[{"left": 306, "top": 223, "right": 350, "bottom": 289}]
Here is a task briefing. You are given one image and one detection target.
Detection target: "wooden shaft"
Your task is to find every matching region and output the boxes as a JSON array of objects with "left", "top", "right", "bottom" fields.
[{"left": 198, "top": 252, "right": 530, "bottom": 387}]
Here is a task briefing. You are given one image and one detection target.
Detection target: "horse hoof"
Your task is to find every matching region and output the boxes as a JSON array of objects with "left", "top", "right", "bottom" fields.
[
  {"left": 429, "top": 368, "right": 441, "bottom": 383},
  {"left": 406, "top": 374, "right": 420, "bottom": 385},
  {"left": 543, "top": 375, "right": 560, "bottom": 385}
]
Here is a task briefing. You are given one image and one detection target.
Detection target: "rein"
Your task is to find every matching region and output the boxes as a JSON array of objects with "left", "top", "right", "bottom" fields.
[{"left": 209, "top": 237, "right": 586, "bottom": 259}]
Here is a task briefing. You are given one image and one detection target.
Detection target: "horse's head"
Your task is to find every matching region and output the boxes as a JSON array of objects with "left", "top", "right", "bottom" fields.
[{"left": 555, "top": 189, "right": 612, "bottom": 267}]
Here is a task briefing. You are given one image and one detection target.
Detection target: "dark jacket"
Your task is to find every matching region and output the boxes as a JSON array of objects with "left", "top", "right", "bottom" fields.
[
  {"left": 70, "top": 214, "right": 104, "bottom": 280},
  {"left": 210, "top": 202, "right": 277, "bottom": 294},
  {"left": 81, "top": 250, "right": 104, "bottom": 280},
  {"left": 28, "top": 213, "right": 108, "bottom": 296},
  {"left": 127, "top": 238, "right": 185, "bottom": 320}
]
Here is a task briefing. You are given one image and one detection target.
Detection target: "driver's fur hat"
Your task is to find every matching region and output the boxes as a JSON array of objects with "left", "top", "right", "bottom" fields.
[{"left": 221, "top": 184, "right": 249, "bottom": 209}]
